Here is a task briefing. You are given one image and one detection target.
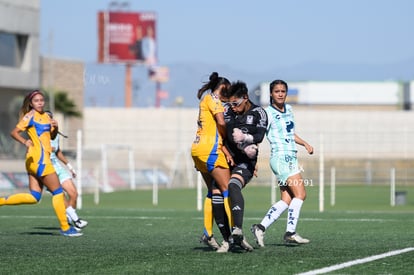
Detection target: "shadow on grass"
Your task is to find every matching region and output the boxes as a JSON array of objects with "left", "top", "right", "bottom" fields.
[
  {"left": 193, "top": 245, "right": 255, "bottom": 254},
  {"left": 32, "top": 226, "right": 60, "bottom": 230},
  {"left": 266, "top": 243, "right": 302, "bottom": 248},
  {"left": 20, "top": 226, "right": 60, "bottom": 236},
  {"left": 193, "top": 246, "right": 217, "bottom": 252},
  {"left": 21, "top": 231, "right": 56, "bottom": 236}
]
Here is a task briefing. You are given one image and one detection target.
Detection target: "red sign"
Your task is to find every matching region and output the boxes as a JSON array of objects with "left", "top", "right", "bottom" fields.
[
  {"left": 98, "top": 11, "right": 157, "bottom": 65},
  {"left": 157, "top": 90, "right": 169, "bottom": 99}
]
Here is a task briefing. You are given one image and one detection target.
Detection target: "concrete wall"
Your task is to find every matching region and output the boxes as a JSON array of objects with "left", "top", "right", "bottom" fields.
[
  {"left": 82, "top": 107, "right": 414, "bottom": 159},
  {"left": 3, "top": 106, "right": 413, "bottom": 187},
  {"left": 40, "top": 57, "right": 84, "bottom": 149},
  {"left": 76, "top": 106, "right": 414, "bottom": 186}
]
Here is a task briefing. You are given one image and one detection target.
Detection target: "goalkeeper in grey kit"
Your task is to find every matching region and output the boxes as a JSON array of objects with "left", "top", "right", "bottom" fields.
[{"left": 222, "top": 81, "right": 268, "bottom": 250}]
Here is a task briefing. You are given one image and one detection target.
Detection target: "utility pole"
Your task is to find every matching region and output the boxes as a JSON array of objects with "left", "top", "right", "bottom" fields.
[{"left": 48, "top": 29, "right": 55, "bottom": 113}]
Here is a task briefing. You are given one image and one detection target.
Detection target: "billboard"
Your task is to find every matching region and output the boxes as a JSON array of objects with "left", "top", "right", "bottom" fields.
[
  {"left": 148, "top": 66, "right": 169, "bottom": 83},
  {"left": 255, "top": 81, "right": 403, "bottom": 107},
  {"left": 98, "top": 11, "right": 157, "bottom": 65}
]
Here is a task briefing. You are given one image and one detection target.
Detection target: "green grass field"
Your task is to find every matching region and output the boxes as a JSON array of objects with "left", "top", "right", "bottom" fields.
[{"left": 1, "top": 185, "right": 413, "bottom": 274}]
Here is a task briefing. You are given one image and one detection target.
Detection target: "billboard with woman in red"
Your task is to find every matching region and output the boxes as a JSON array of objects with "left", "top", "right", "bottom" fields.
[{"left": 98, "top": 11, "right": 157, "bottom": 65}]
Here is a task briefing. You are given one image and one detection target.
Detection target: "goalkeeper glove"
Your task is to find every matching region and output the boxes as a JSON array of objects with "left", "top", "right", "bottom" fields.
[
  {"left": 243, "top": 144, "right": 258, "bottom": 159},
  {"left": 232, "top": 128, "right": 253, "bottom": 144}
]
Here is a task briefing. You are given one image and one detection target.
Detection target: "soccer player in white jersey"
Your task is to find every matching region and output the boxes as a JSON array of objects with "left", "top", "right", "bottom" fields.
[
  {"left": 251, "top": 79, "right": 314, "bottom": 247},
  {"left": 46, "top": 111, "right": 88, "bottom": 231}
]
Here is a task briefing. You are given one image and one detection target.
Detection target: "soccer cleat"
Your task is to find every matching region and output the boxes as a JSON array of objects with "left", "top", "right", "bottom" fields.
[
  {"left": 200, "top": 234, "right": 220, "bottom": 250},
  {"left": 60, "top": 226, "right": 83, "bottom": 237},
  {"left": 284, "top": 232, "right": 310, "bottom": 244},
  {"left": 74, "top": 219, "right": 88, "bottom": 230},
  {"left": 251, "top": 224, "right": 265, "bottom": 247},
  {"left": 216, "top": 240, "right": 230, "bottom": 253},
  {"left": 231, "top": 226, "right": 244, "bottom": 246},
  {"left": 240, "top": 237, "right": 254, "bottom": 252}
]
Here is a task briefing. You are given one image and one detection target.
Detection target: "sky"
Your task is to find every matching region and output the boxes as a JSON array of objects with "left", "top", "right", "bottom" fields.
[
  {"left": 40, "top": 0, "right": 414, "bottom": 73},
  {"left": 39, "top": 0, "right": 414, "bottom": 107}
]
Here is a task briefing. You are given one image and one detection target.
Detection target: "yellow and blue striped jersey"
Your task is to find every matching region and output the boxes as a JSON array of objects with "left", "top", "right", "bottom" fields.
[
  {"left": 191, "top": 92, "right": 225, "bottom": 156},
  {"left": 16, "top": 110, "right": 55, "bottom": 176}
]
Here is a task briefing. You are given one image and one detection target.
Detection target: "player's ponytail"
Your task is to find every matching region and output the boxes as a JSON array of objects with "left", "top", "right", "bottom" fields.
[{"left": 197, "top": 72, "right": 230, "bottom": 99}]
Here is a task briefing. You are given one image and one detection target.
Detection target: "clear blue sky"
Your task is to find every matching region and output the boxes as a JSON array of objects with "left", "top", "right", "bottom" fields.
[{"left": 40, "top": 0, "right": 414, "bottom": 73}]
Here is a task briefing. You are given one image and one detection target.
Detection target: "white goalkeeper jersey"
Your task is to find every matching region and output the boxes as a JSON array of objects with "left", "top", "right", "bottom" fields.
[{"left": 266, "top": 103, "right": 297, "bottom": 157}]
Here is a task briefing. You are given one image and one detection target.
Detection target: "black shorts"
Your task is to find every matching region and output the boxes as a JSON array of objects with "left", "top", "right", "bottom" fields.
[{"left": 230, "top": 161, "right": 255, "bottom": 186}]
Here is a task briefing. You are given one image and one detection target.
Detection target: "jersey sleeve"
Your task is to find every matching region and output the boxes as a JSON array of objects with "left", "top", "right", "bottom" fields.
[
  {"left": 206, "top": 94, "right": 224, "bottom": 116},
  {"left": 15, "top": 111, "right": 34, "bottom": 131},
  {"left": 252, "top": 107, "right": 268, "bottom": 144},
  {"left": 265, "top": 107, "right": 273, "bottom": 131}
]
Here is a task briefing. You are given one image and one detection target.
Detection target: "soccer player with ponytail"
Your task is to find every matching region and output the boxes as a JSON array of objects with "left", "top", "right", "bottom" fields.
[
  {"left": 251, "top": 79, "right": 314, "bottom": 247},
  {"left": 2, "top": 90, "right": 82, "bottom": 237},
  {"left": 191, "top": 72, "right": 233, "bottom": 252}
]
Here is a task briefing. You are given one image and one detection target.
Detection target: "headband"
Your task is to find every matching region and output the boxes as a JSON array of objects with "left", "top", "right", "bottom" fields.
[{"left": 28, "top": 90, "right": 42, "bottom": 100}]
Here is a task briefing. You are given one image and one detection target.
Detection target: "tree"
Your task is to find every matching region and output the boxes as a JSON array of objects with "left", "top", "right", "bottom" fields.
[{"left": 45, "top": 90, "right": 82, "bottom": 118}]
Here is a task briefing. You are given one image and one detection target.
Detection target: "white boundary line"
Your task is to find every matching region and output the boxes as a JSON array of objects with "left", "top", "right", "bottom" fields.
[
  {"left": 297, "top": 247, "right": 414, "bottom": 275},
  {"left": 0, "top": 215, "right": 398, "bottom": 222},
  {"left": 0, "top": 215, "right": 170, "bottom": 220}
]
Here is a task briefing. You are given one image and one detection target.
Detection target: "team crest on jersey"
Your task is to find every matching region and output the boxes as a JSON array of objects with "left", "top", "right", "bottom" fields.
[
  {"left": 286, "top": 121, "right": 294, "bottom": 132},
  {"left": 246, "top": 115, "right": 253, "bottom": 124}
]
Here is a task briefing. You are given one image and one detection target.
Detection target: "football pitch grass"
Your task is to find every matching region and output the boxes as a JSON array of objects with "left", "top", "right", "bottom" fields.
[{"left": 1, "top": 185, "right": 413, "bottom": 274}]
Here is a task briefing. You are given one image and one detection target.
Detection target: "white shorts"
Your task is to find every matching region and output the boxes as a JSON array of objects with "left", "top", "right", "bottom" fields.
[
  {"left": 269, "top": 153, "right": 300, "bottom": 185},
  {"left": 52, "top": 160, "right": 72, "bottom": 184}
]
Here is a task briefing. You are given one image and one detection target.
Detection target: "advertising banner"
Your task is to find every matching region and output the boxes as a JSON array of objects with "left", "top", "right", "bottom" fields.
[
  {"left": 149, "top": 66, "right": 169, "bottom": 83},
  {"left": 98, "top": 11, "right": 157, "bottom": 65}
]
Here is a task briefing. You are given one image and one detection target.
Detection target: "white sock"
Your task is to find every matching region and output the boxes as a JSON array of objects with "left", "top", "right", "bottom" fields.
[
  {"left": 260, "top": 200, "right": 288, "bottom": 229},
  {"left": 66, "top": 206, "right": 80, "bottom": 222},
  {"left": 286, "top": 198, "right": 304, "bottom": 233}
]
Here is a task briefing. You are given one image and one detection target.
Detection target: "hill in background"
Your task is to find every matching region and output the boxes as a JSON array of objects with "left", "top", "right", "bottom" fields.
[{"left": 84, "top": 58, "right": 414, "bottom": 108}]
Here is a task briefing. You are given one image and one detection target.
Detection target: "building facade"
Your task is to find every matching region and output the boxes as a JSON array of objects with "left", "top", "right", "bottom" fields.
[
  {"left": 0, "top": 0, "right": 84, "bottom": 157},
  {"left": 0, "top": 0, "right": 40, "bottom": 157}
]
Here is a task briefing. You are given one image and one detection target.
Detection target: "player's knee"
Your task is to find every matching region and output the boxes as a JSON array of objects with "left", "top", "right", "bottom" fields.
[
  {"left": 228, "top": 177, "right": 243, "bottom": 192},
  {"left": 30, "top": 190, "right": 42, "bottom": 202},
  {"left": 69, "top": 189, "right": 78, "bottom": 199},
  {"left": 50, "top": 186, "right": 63, "bottom": 196},
  {"left": 294, "top": 188, "right": 307, "bottom": 200}
]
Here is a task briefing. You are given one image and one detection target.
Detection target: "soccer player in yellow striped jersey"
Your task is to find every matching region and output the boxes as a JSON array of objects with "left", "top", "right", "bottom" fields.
[
  {"left": 3, "top": 90, "right": 82, "bottom": 236},
  {"left": 191, "top": 72, "right": 233, "bottom": 252}
]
